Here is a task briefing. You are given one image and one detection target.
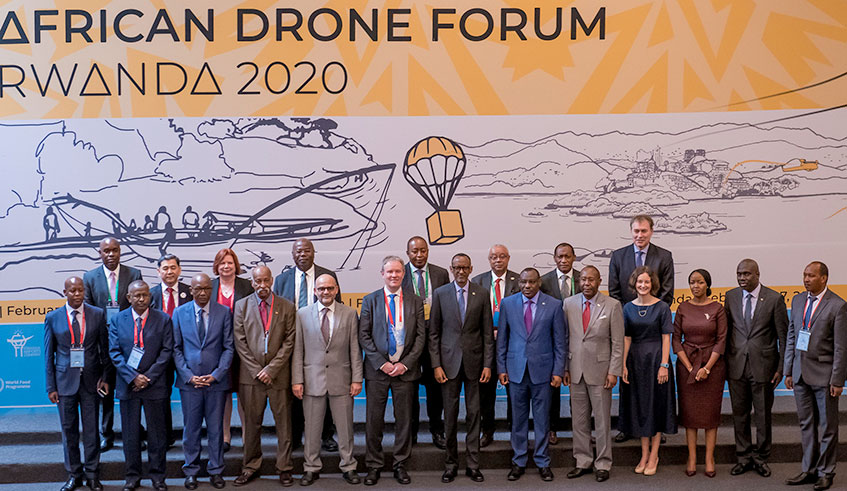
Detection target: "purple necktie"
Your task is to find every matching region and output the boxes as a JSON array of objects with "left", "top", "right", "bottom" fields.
[{"left": 524, "top": 299, "right": 533, "bottom": 334}]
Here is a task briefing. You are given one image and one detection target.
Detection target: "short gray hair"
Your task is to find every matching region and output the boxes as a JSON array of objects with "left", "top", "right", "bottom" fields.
[{"left": 381, "top": 255, "right": 405, "bottom": 272}]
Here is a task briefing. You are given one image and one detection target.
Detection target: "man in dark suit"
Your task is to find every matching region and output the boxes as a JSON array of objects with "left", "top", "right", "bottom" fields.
[
  {"left": 108, "top": 280, "right": 173, "bottom": 491},
  {"left": 724, "top": 259, "right": 788, "bottom": 478},
  {"left": 539, "top": 242, "right": 580, "bottom": 445},
  {"left": 784, "top": 262, "right": 847, "bottom": 491},
  {"left": 172, "top": 273, "right": 233, "bottom": 490},
  {"left": 272, "top": 238, "right": 340, "bottom": 452},
  {"left": 471, "top": 244, "right": 519, "bottom": 447},
  {"left": 402, "top": 236, "right": 450, "bottom": 449},
  {"left": 83, "top": 237, "right": 143, "bottom": 452},
  {"left": 359, "top": 255, "right": 426, "bottom": 486},
  {"left": 45, "top": 276, "right": 112, "bottom": 491},
  {"left": 149, "top": 253, "right": 192, "bottom": 448},
  {"left": 607, "top": 215, "right": 673, "bottom": 442},
  {"left": 497, "top": 268, "right": 566, "bottom": 482},
  {"left": 430, "top": 253, "right": 494, "bottom": 483}
]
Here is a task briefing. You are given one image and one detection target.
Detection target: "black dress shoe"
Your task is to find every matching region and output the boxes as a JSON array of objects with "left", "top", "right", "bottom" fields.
[
  {"left": 223, "top": 441, "right": 231, "bottom": 453},
  {"left": 321, "top": 437, "right": 339, "bottom": 452},
  {"left": 786, "top": 471, "right": 818, "bottom": 485},
  {"left": 539, "top": 467, "right": 554, "bottom": 481},
  {"left": 432, "top": 433, "right": 447, "bottom": 450},
  {"left": 233, "top": 471, "right": 259, "bottom": 487},
  {"left": 122, "top": 481, "right": 140, "bottom": 491},
  {"left": 280, "top": 471, "right": 294, "bottom": 487},
  {"left": 99, "top": 439, "right": 114, "bottom": 452},
  {"left": 86, "top": 478, "right": 104, "bottom": 491},
  {"left": 210, "top": 474, "right": 226, "bottom": 489},
  {"left": 152, "top": 481, "right": 168, "bottom": 491},
  {"left": 595, "top": 470, "right": 610, "bottom": 482},
  {"left": 567, "top": 467, "right": 592, "bottom": 479},
  {"left": 613, "top": 432, "right": 630, "bottom": 443},
  {"left": 441, "top": 468, "right": 457, "bottom": 483},
  {"left": 61, "top": 476, "right": 83, "bottom": 491},
  {"left": 755, "top": 463, "right": 772, "bottom": 477},
  {"left": 814, "top": 474, "right": 834, "bottom": 491},
  {"left": 300, "top": 471, "right": 319, "bottom": 486},
  {"left": 465, "top": 468, "right": 484, "bottom": 482},
  {"left": 480, "top": 432, "right": 494, "bottom": 448},
  {"left": 185, "top": 476, "right": 199, "bottom": 490},
  {"left": 507, "top": 464, "right": 525, "bottom": 481},
  {"left": 731, "top": 462, "right": 752, "bottom": 475},
  {"left": 363, "top": 468, "right": 380, "bottom": 486},
  {"left": 342, "top": 471, "right": 361, "bottom": 484},
  {"left": 394, "top": 467, "right": 411, "bottom": 485}
]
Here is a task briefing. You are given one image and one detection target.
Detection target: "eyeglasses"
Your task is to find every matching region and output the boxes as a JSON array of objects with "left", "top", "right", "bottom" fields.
[{"left": 451, "top": 266, "right": 471, "bottom": 272}]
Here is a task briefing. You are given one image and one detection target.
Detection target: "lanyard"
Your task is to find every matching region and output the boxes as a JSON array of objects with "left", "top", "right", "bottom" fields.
[
  {"left": 133, "top": 313, "right": 148, "bottom": 348},
  {"left": 413, "top": 268, "right": 429, "bottom": 299},
  {"left": 65, "top": 308, "right": 86, "bottom": 347},
  {"left": 384, "top": 290, "right": 403, "bottom": 326},
  {"left": 262, "top": 295, "right": 274, "bottom": 334},
  {"left": 491, "top": 276, "right": 502, "bottom": 311},
  {"left": 802, "top": 294, "right": 823, "bottom": 330}
]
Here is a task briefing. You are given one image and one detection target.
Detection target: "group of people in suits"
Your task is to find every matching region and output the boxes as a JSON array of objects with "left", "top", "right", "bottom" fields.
[{"left": 43, "top": 214, "right": 846, "bottom": 491}]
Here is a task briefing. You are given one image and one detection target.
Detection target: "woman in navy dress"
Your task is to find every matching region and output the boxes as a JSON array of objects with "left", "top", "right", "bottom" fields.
[{"left": 619, "top": 265, "right": 677, "bottom": 476}]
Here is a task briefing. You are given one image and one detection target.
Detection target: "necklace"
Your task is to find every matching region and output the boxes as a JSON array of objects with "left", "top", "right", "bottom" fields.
[{"left": 638, "top": 307, "right": 648, "bottom": 317}]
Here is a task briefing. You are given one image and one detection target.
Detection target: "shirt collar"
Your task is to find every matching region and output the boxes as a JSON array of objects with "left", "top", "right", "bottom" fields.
[
  {"left": 523, "top": 291, "right": 540, "bottom": 304},
  {"left": 492, "top": 271, "right": 507, "bottom": 282},
  {"left": 162, "top": 282, "right": 177, "bottom": 293},
  {"left": 745, "top": 284, "right": 762, "bottom": 299},
  {"left": 383, "top": 286, "right": 402, "bottom": 297},
  {"left": 103, "top": 264, "right": 120, "bottom": 278},
  {"left": 809, "top": 288, "right": 828, "bottom": 300},
  {"left": 256, "top": 292, "right": 272, "bottom": 305},
  {"left": 455, "top": 281, "right": 467, "bottom": 293},
  {"left": 556, "top": 268, "right": 572, "bottom": 280},
  {"left": 318, "top": 300, "right": 336, "bottom": 313},
  {"left": 297, "top": 265, "right": 316, "bottom": 277},
  {"left": 193, "top": 301, "right": 208, "bottom": 316},
  {"left": 633, "top": 243, "right": 650, "bottom": 254},
  {"left": 581, "top": 293, "right": 595, "bottom": 308},
  {"left": 132, "top": 308, "right": 149, "bottom": 322},
  {"left": 412, "top": 263, "right": 428, "bottom": 275},
  {"left": 65, "top": 303, "right": 82, "bottom": 316}
]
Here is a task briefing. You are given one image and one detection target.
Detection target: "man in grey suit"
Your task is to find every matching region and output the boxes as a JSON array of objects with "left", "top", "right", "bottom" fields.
[
  {"left": 562, "top": 266, "right": 623, "bottom": 482},
  {"left": 784, "top": 261, "right": 847, "bottom": 491},
  {"left": 430, "top": 253, "right": 494, "bottom": 483},
  {"left": 724, "top": 259, "right": 787, "bottom": 478},
  {"left": 292, "top": 274, "right": 363, "bottom": 486},
  {"left": 471, "top": 244, "right": 519, "bottom": 447}
]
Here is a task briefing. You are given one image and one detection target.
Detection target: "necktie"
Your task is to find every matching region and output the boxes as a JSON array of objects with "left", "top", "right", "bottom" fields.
[
  {"left": 743, "top": 292, "right": 753, "bottom": 331},
  {"left": 636, "top": 250, "right": 644, "bottom": 267},
  {"left": 71, "top": 310, "right": 81, "bottom": 346},
  {"left": 321, "top": 307, "right": 330, "bottom": 346},
  {"left": 416, "top": 269, "right": 425, "bottom": 298},
  {"left": 524, "top": 299, "right": 533, "bottom": 334},
  {"left": 457, "top": 287, "right": 466, "bottom": 321},
  {"left": 582, "top": 300, "right": 590, "bottom": 333},
  {"left": 803, "top": 295, "right": 817, "bottom": 329},
  {"left": 109, "top": 271, "right": 117, "bottom": 302},
  {"left": 259, "top": 300, "right": 269, "bottom": 333},
  {"left": 197, "top": 309, "right": 206, "bottom": 344},
  {"left": 165, "top": 287, "right": 175, "bottom": 317},
  {"left": 388, "top": 294, "right": 397, "bottom": 356},
  {"left": 559, "top": 274, "right": 568, "bottom": 298},
  {"left": 494, "top": 278, "right": 502, "bottom": 313},
  {"left": 136, "top": 316, "right": 143, "bottom": 346},
  {"left": 298, "top": 271, "right": 308, "bottom": 308}
]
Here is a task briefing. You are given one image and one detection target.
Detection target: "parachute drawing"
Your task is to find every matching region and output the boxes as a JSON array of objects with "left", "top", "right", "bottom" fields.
[{"left": 402, "top": 136, "right": 466, "bottom": 244}]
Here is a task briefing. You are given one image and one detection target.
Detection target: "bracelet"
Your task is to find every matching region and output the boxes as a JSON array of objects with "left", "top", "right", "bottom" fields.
[
  {"left": 660, "top": 363, "right": 669, "bottom": 368},
  {"left": 703, "top": 367, "right": 711, "bottom": 375}
]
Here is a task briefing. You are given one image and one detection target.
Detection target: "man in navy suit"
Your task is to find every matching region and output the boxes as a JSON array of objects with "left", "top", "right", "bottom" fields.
[
  {"left": 109, "top": 280, "right": 173, "bottom": 491},
  {"left": 83, "top": 237, "right": 143, "bottom": 452},
  {"left": 272, "top": 238, "right": 340, "bottom": 452},
  {"left": 497, "top": 268, "right": 566, "bottom": 482},
  {"left": 45, "top": 276, "right": 112, "bottom": 491},
  {"left": 172, "top": 273, "right": 232, "bottom": 490},
  {"left": 149, "top": 253, "right": 192, "bottom": 448}
]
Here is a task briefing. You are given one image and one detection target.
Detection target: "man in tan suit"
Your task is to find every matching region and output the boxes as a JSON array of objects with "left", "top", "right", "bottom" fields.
[
  {"left": 292, "top": 274, "right": 363, "bottom": 486},
  {"left": 232, "top": 266, "right": 297, "bottom": 487},
  {"left": 562, "top": 266, "right": 624, "bottom": 482}
]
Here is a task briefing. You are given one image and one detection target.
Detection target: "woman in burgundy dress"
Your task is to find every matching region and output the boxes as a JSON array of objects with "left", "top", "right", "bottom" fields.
[{"left": 673, "top": 269, "right": 727, "bottom": 478}]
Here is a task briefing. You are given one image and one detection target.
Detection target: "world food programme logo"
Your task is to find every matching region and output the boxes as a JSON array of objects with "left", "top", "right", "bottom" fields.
[{"left": 7, "top": 331, "right": 34, "bottom": 357}]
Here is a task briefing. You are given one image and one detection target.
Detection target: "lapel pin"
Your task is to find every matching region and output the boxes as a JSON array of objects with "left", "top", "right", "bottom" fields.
[
  {"left": 541, "top": 301, "right": 546, "bottom": 306},
  {"left": 180, "top": 292, "right": 187, "bottom": 299},
  {"left": 471, "top": 292, "right": 476, "bottom": 296},
  {"left": 705, "top": 313, "right": 710, "bottom": 320}
]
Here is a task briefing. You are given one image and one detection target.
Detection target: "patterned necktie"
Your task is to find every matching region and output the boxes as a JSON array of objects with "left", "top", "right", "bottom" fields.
[
  {"left": 72, "top": 310, "right": 81, "bottom": 346},
  {"left": 388, "top": 294, "right": 397, "bottom": 356},
  {"left": 416, "top": 269, "right": 425, "bottom": 299},
  {"left": 803, "top": 295, "right": 817, "bottom": 329},
  {"left": 524, "top": 299, "right": 533, "bottom": 334},
  {"left": 197, "top": 308, "right": 206, "bottom": 344},
  {"left": 259, "top": 300, "right": 269, "bottom": 333},
  {"left": 165, "top": 287, "right": 175, "bottom": 317},
  {"left": 109, "top": 271, "right": 117, "bottom": 302},
  {"left": 494, "top": 278, "right": 502, "bottom": 313},
  {"left": 743, "top": 292, "right": 753, "bottom": 331},
  {"left": 559, "top": 274, "right": 568, "bottom": 298},
  {"left": 321, "top": 307, "right": 330, "bottom": 346},
  {"left": 298, "top": 271, "right": 308, "bottom": 308},
  {"left": 582, "top": 300, "right": 590, "bottom": 333},
  {"left": 457, "top": 287, "right": 466, "bottom": 321},
  {"left": 636, "top": 250, "right": 644, "bottom": 267}
]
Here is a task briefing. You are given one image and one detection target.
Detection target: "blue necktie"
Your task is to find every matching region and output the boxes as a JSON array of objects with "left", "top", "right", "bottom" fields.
[
  {"left": 803, "top": 295, "right": 817, "bottom": 329},
  {"left": 458, "top": 287, "right": 466, "bottom": 320},
  {"left": 388, "top": 294, "right": 397, "bottom": 356},
  {"left": 197, "top": 309, "right": 206, "bottom": 344},
  {"left": 636, "top": 250, "right": 644, "bottom": 267},
  {"left": 743, "top": 292, "right": 753, "bottom": 331},
  {"left": 298, "top": 271, "right": 308, "bottom": 308}
]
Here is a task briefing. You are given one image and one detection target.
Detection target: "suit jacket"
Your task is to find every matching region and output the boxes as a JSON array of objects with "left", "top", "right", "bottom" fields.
[
  {"left": 150, "top": 282, "right": 193, "bottom": 311},
  {"left": 402, "top": 263, "right": 450, "bottom": 301},
  {"left": 83, "top": 264, "right": 143, "bottom": 310},
  {"left": 608, "top": 243, "right": 674, "bottom": 305},
  {"left": 44, "top": 304, "right": 113, "bottom": 396},
  {"left": 428, "top": 281, "right": 494, "bottom": 380},
  {"left": 172, "top": 301, "right": 234, "bottom": 392},
  {"left": 292, "top": 301, "right": 363, "bottom": 396},
  {"left": 540, "top": 268, "right": 581, "bottom": 300},
  {"left": 724, "top": 285, "right": 788, "bottom": 382},
  {"left": 233, "top": 293, "right": 296, "bottom": 388},
  {"left": 563, "top": 293, "right": 624, "bottom": 385},
  {"left": 496, "top": 291, "right": 567, "bottom": 384},
  {"left": 358, "top": 287, "right": 426, "bottom": 382},
  {"left": 108, "top": 308, "right": 173, "bottom": 400},
  {"left": 272, "top": 265, "right": 341, "bottom": 304},
  {"left": 784, "top": 289, "right": 847, "bottom": 387},
  {"left": 211, "top": 276, "right": 254, "bottom": 307}
]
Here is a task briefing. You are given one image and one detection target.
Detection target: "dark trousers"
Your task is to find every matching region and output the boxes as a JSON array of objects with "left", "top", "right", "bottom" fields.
[
  {"left": 58, "top": 390, "right": 101, "bottom": 479},
  {"left": 549, "top": 385, "right": 562, "bottom": 432},
  {"left": 365, "top": 376, "right": 414, "bottom": 470},
  {"left": 180, "top": 389, "right": 226, "bottom": 477},
  {"left": 794, "top": 378, "right": 839, "bottom": 475},
  {"left": 442, "top": 366, "right": 481, "bottom": 470},
  {"left": 239, "top": 384, "right": 293, "bottom": 473},
  {"left": 164, "top": 361, "right": 176, "bottom": 445},
  {"left": 480, "top": 378, "right": 498, "bottom": 435},
  {"left": 728, "top": 367, "right": 774, "bottom": 464},
  {"left": 412, "top": 350, "right": 444, "bottom": 436},
  {"left": 100, "top": 369, "right": 116, "bottom": 443},
  {"left": 292, "top": 397, "right": 335, "bottom": 444},
  {"left": 119, "top": 398, "right": 168, "bottom": 483},
  {"left": 509, "top": 376, "right": 551, "bottom": 468}
]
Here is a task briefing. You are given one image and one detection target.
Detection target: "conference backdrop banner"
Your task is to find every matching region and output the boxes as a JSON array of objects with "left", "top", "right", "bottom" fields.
[{"left": 1, "top": 1, "right": 845, "bottom": 408}]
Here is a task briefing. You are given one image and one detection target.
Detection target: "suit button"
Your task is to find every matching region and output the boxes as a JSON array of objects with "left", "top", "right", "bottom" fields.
[{"left": 326, "top": 350, "right": 329, "bottom": 353}]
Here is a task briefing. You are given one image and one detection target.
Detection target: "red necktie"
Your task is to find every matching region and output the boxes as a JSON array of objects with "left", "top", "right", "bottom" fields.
[
  {"left": 494, "top": 278, "right": 502, "bottom": 313},
  {"left": 582, "top": 301, "right": 591, "bottom": 333},
  {"left": 165, "top": 287, "right": 175, "bottom": 317},
  {"left": 259, "top": 300, "right": 269, "bottom": 334}
]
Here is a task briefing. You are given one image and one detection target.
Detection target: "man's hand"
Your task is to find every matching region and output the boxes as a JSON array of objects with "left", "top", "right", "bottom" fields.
[
  {"left": 434, "top": 367, "right": 448, "bottom": 384},
  {"left": 380, "top": 362, "right": 395, "bottom": 375},
  {"left": 48, "top": 391, "right": 59, "bottom": 404},
  {"left": 785, "top": 376, "right": 793, "bottom": 390},
  {"left": 350, "top": 382, "right": 362, "bottom": 397},
  {"left": 499, "top": 373, "right": 509, "bottom": 386},
  {"left": 563, "top": 371, "right": 571, "bottom": 387},
  {"left": 292, "top": 384, "right": 304, "bottom": 399},
  {"left": 96, "top": 380, "right": 110, "bottom": 396},
  {"left": 551, "top": 375, "right": 563, "bottom": 388},
  {"left": 257, "top": 368, "right": 272, "bottom": 385},
  {"left": 189, "top": 376, "right": 208, "bottom": 388},
  {"left": 479, "top": 368, "right": 491, "bottom": 384},
  {"left": 132, "top": 374, "right": 150, "bottom": 391},
  {"left": 604, "top": 374, "right": 618, "bottom": 390},
  {"left": 199, "top": 375, "right": 216, "bottom": 385},
  {"left": 771, "top": 371, "right": 782, "bottom": 386},
  {"left": 389, "top": 364, "right": 408, "bottom": 377},
  {"left": 830, "top": 385, "right": 843, "bottom": 398}
]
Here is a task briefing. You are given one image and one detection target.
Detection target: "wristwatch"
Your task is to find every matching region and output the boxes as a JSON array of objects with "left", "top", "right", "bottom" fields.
[{"left": 659, "top": 363, "right": 669, "bottom": 368}]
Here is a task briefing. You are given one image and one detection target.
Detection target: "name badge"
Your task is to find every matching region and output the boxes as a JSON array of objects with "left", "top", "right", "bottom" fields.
[
  {"left": 106, "top": 306, "right": 119, "bottom": 325},
  {"left": 127, "top": 346, "right": 144, "bottom": 370},
  {"left": 264, "top": 332, "right": 269, "bottom": 354},
  {"left": 493, "top": 311, "right": 500, "bottom": 328},
  {"left": 70, "top": 348, "right": 85, "bottom": 368},
  {"left": 797, "top": 329, "right": 811, "bottom": 352},
  {"left": 423, "top": 303, "right": 431, "bottom": 321}
]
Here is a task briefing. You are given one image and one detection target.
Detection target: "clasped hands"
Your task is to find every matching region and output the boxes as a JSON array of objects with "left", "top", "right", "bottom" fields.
[
  {"left": 189, "top": 374, "right": 216, "bottom": 388},
  {"left": 380, "top": 362, "right": 408, "bottom": 377},
  {"left": 131, "top": 374, "right": 151, "bottom": 391}
]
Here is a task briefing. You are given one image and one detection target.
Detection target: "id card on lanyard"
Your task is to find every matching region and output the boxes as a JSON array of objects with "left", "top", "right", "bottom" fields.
[
  {"left": 491, "top": 278, "right": 502, "bottom": 327},
  {"left": 413, "top": 268, "right": 431, "bottom": 320},
  {"left": 127, "top": 315, "right": 147, "bottom": 370},
  {"left": 262, "top": 296, "right": 274, "bottom": 354},
  {"left": 106, "top": 273, "right": 120, "bottom": 325},
  {"left": 797, "top": 295, "right": 822, "bottom": 352},
  {"left": 67, "top": 309, "right": 86, "bottom": 368}
]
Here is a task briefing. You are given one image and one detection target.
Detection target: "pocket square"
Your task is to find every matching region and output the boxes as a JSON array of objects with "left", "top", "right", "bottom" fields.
[{"left": 599, "top": 315, "right": 607, "bottom": 319}]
